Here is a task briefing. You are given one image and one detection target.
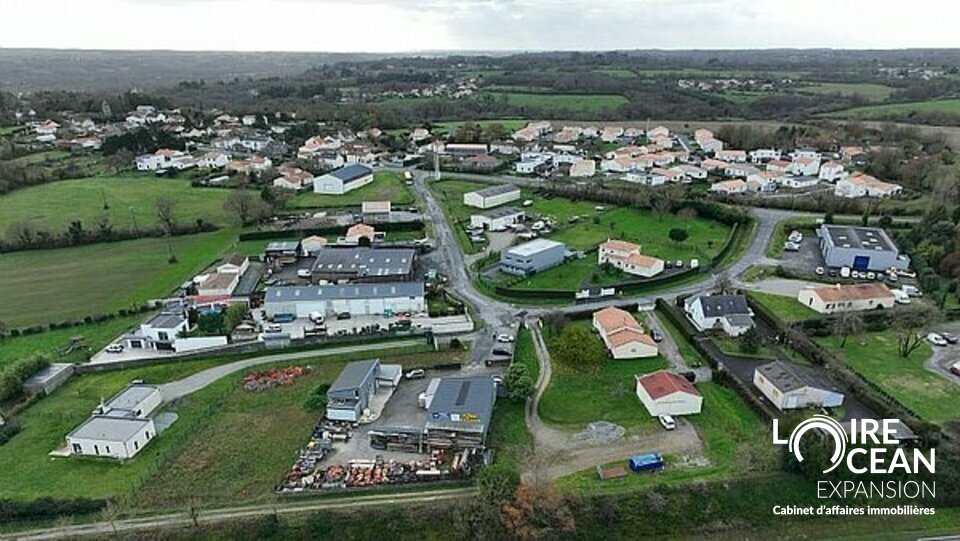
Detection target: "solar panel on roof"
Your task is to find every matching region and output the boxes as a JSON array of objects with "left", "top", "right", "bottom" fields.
[{"left": 455, "top": 381, "right": 471, "bottom": 406}]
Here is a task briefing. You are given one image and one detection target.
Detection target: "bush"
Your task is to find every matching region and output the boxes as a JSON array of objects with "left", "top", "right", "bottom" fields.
[
  {"left": 0, "top": 420, "right": 21, "bottom": 446},
  {"left": 303, "top": 383, "right": 331, "bottom": 411},
  {"left": 505, "top": 364, "right": 534, "bottom": 402},
  {"left": 0, "top": 498, "right": 106, "bottom": 521},
  {"left": 0, "top": 355, "right": 51, "bottom": 402}
]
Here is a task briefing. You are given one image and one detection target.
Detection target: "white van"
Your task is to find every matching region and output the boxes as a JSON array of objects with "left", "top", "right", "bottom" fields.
[
  {"left": 309, "top": 311, "right": 325, "bottom": 324},
  {"left": 840, "top": 266, "right": 851, "bottom": 278},
  {"left": 891, "top": 289, "right": 911, "bottom": 304}
]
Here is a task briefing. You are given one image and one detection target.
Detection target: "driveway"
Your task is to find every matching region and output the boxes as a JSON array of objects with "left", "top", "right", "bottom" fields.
[{"left": 738, "top": 278, "right": 821, "bottom": 298}]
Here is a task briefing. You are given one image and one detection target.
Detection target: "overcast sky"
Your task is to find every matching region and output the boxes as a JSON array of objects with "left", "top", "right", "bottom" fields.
[{"left": 1, "top": 0, "right": 958, "bottom": 52}]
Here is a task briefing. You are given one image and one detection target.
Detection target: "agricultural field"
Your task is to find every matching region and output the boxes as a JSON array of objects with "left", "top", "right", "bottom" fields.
[
  {"left": 485, "top": 92, "right": 628, "bottom": 115},
  {"left": 0, "top": 344, "right": 437, "bottom": 503},
  {"left": 0, "top": 229, "right": 237, "bottom": 328},
  {"left": 0, "top": 314, "right": 145, "bottom": 370},
  {"left": 432, "top": 119, "right": 528, "bottom": 133},
  {"left": 594, "top": 69, "right": 637, "bottom": 78},
  {"left": 798, "top": 82, "right": 894, "bottom": 101},
  {"left": 815, "top": 331, "right": 958, "bottom": 423},
  {"left": 288, "top": 172, "right": 415, "bottom": 209},
  {"left": 746, "top": 291, "right": 821, "bottom": 323},
  {"left": 0, "top": 176, "right": 244, "bottom": 234},
  {"left": 829, "top": 98, "right": 960, "bottom": 119}
]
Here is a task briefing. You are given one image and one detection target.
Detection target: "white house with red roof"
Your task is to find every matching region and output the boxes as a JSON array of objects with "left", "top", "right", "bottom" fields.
[
  {"left": 592, "top": 307, "right": 658, "bottom": 359},
  {"left": 635, "top": 370, "right": 703, "bottom": 416},
  {"left": 598, "top": 239, "right": 664, "bottom": 278}
]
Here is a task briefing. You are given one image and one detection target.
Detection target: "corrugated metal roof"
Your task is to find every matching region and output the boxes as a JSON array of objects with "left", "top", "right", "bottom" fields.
[{"left": 265, "top": 282, "right": 424, "bottom": 302}]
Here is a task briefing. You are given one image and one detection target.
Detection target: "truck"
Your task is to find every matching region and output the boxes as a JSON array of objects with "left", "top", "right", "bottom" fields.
[{"left": 628, "top": 453, "right": 664, "bottom": 473}]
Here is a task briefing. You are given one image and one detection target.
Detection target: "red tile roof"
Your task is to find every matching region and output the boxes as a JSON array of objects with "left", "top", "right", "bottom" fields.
[{"left": 637, "top": 370, "right": 700, "bottom": 400}]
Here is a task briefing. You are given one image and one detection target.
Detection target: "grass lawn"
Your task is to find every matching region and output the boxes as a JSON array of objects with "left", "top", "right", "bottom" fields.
[
  {"left": 540, "top": 322, "right": 667, "bottom": 430},
  {"left": 486, "top": 326, "right": 539, "bottom": 470},
  {"left": 0, "top": 315, "right": 145, "bottom": 370},
  {"left": 429, "top": 179, "right": 492, "bottom": 255},
  {"left": 509, "top": 256, "right": 627, "bottom": 291},
  {"left": 815, "top": 332, "right": 957, "bottom": 423},
  {"left": 0, "top": 229, "right": 237, "bottom": 328},
  {"left": 829, "top": 98, "right": 960, "bottom": 119},
  {"left": 799, "top": 83, "right": 894, "bottom": 101},
  {"left": 747, "top": 291, "right": 821, "bottom": 323},
  {"left": 556, "top": 382, "right": 771, "bottom": 494},
  {"left": 0, "top": 344, "right": 440, "bottom": 504},
  {"left": 0, "top": 176, "right": 244, "bottom": 234},
  {"left": 8, "top": 150, "right": 72, "bottom": 165},
  {"left": 486, "top": 92, "right": 628, "bottom": 115},
  {"left": 712, "top": 334, "right": 777, "bottom": 360},
  {"left": 432, "top": 119, "right": 529, "bottom": 134},
  {"left": 288, "top": 172, "right": 414, "bottom": 209}
]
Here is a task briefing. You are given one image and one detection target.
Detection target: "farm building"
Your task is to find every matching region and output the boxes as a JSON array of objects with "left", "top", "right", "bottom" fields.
[
  {"left": 313, "top": 164, "right": 375, "bottom": 195},
  {"left": 310, "top": 247, "right": 416, "bottom": 283},
  {"left": 463, "top": 185, "right": 521, "bottom": 209},
  {"left": 65, "top": 383, "right": 163, "bottom": 459},
  {"left": 470, "top": 207, "right": 525, "bottom": 231},
  {"left": 684, "top": 295, "right": 755, "bottom": 336},
  {"left": 634, "top": 370, "right": 703, "bottom": 416},
  {"left": 424, "top": 376, "right": 497, "bottom": 450},
  {"left": 818, "top": 225, "right": 910, "bottom": 272},
  {"left": 327, "top": 359, "right": 381, "bottom": 422},
  {"left": 797, "top": 282, "right": 896, "bottom": 314},
  {"left": 263, "top": 282, "right": 425, "bottom": 319},
  {"left": 500, "top": 239, "right": 566, "bottom": 276},
  {"left": 592, "top": 306, "right": 658, "bottom": 359},
  {"left": 754, "top": 361, "right": 845, "bottom": 411}
]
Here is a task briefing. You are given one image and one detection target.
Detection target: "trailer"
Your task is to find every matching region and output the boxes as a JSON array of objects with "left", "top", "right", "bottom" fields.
[{"left": 628, "top": 453, "right": 664, "bottom": 473}]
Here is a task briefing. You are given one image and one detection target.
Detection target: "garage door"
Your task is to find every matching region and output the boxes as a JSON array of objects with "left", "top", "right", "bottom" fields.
[{"left": 852, "top": 255, "right": 870, "bottom": 271}]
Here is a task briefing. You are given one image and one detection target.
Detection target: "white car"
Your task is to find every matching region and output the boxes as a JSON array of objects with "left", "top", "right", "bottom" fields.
[
  {"left": 496, "top": 334, "right": 515, "bottom": 343},
  {"left": 309, "top": 311, "right": 325, "bottom": 324},
  {"left": 927, "top": 333, "right": 948, "bottom": 347},
  {"left": 788, "top": 231, "right": 803, "bottom": 243},
  {"left": 658, "top": 415, "right": 677, "bottom": 431},
  {"left": 815, "top": 266, "right": 825, "bottom": 276},
  {"left": 783, "top": 242, "right": 800, "bottom": 252},
  {"left": 866, "top": 272, "right": 876, "bottom": 280},
  {"left": 297, "top": 268, "right": 312, "bottom": 278},
  {"left": 840, "top": 266, "right": 851, "bottom": 278},
  {"left": 264, "top": 324, "right": 282, "bottom": 333},
  {"left": 690, "top": 259, "right": 699, "bottom": 269},
  {"left": 105, "top": 343, "right": 124, "bottom": 354}
]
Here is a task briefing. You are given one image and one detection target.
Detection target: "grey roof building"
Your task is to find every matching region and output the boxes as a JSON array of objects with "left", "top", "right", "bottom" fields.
[
  {"left": 425, "top": 376, "right": 497, "bottom": 449},
  {"left": 311, "top": 247, "right": 416, "bottom": 282},
  {"left": 328, "top": 164, "right": 374, "bottom": 184},
  {"left": 68, "top": 416, "right": 153, "bottom": 442},
  {"left": 144, "top": 312, "right": 185, "bottom": 329},
  {"left": 818, "top": 224, "right": 910, "bottom": 271},
  {"left": 265, "top": 282, "right": 424, "bottom": 303},
  {"left": 684, "top": 294, "right": 755, "bottom": 336},
  {"left": 500, "top": 238, "right": 566, "bottom": 276},
  {"left": 327, "top": 359, "right": 381, "bottom": 422}
]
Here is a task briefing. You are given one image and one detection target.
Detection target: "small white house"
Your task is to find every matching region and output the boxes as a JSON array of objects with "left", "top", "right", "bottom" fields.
[
  {"left": 754, "top": 361, "right": 845, "bottom": 411},
  {"left": 597, "top": 239, "right": 664, "bottom": 277},
  {"left": 749, "top": 148, "right": 781, "bottom": 163},
  {"left": 593, "top": 306, "right": 658, "bottom": 359},
  {"left": 788, "top": 157, "right": 821, "bottom": 177},
  {"left": 635, "top": 370, "right": 703, "bottom": 417},
  {"left": 818, "top": 161, "right": 846, "bottom": 182},
  {"left": 797, "top": 283, "right": 896, "bottom": 314},
  {"left": 65, "top": 383, "right": 163, "bottom": 460},
  {"left": 684, "top": 295, "right": 755, "bottom": 336},
  {"left": 834, "top": 173, "right": 902, "bottom": 198}
]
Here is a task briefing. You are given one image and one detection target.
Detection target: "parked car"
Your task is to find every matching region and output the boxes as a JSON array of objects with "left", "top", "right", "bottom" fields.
[
  {"left": 886, "top": 272, "right": 899, "bottom": 282},
  {"left": 496, "top": 333, "right": 515, "bottom": 343},
  {"left": 404, "top": 369, "right": 426, "bottom": 380},
  {"left": 264, "top": 324, "right": 282, "bottom": 333},
  {"left": 815, "top": 266, "right": 825, "bottom": 276},
  {"left": 828, "top": 269, "right": 838, "bottom": 277},
  {"left": 658, "top": 415, "right": 677, "bottom": 431},
  {"left": 788, "top": 230, "right": 803, "bottom": 243},
  {"left": 940, "top": 332, "right": 958, "bottom": 344},
  {"left": 105, "top": 343, "right": 124, "bottom": 354},
  {"left": 690, "top": 259, "right": 699, "bottom": 269},
  {"left": 665, "top": 261, "right": 675, "bottom": 269},
  {"left": 840, "top": 266, "right": 851, "bottom": 278},
  {"left": 675, "top": 260, "right": 684, "bottom": 268},
  {"left": 651, "top": 329, "right": 663, "bottom": 343},
  {"left": 951, "top": 362, "right": 960, "bottom": 377},
  {"left": 297, "top": 268, "right": 312, "bottom": 278},
  {"left": 927, "top": 333, "right": 948, "bottom": 347},
  {"left": 902, "top": 285, "right": 922, "bottom": 297},
  {"left": 783, "top": 242, "right": 800, "bottom": 252},
  {"left": 866, "top": 272, "right": 876, "bottom": 280},
  {"left": 271, "top": 313, "right": 295, "bottom": 323},
  {"left": 309, "top": 311, "right": 325, "bottom": 324},
  {"left": 336, "top": 312, "right": 352, "bottom": 320}
]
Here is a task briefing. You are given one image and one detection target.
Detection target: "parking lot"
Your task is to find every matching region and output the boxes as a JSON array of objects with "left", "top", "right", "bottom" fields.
[{"left": 777, "top": 228, "right": 916, "bottom": 287}]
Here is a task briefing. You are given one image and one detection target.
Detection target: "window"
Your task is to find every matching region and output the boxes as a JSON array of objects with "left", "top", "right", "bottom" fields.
[
  {"left": 72, "top": 443, "right": 82, "bottom": 454},
  {"left": 94, "top": 445, "right": 100, "bottom": 455},
  {"left": 134, "top": 441, "right": 139, "bottom": 451},
  {"left": 105, "top": 446, "right": 111, "bottom": 454},
  {"left": 158, "top": 332, "right": 169, "bottom": 341}
]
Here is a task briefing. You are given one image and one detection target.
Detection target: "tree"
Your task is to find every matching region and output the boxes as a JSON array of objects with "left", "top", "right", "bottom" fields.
[
  {"left": 223, "top": 303, "right": 249, "bottom": 332},
  {"left": 505, "top": 364, "right": 534, "bottom": 402},
  {"left": 714, "top": 271, "right": 733, "bottom": 295},
  {"left": 894, "top": 304, "right": 942, "bottom": 358},
  {"left": 500, "top": 483, "right": 577, "bottom": 541},
  {"left": 830, "top": 311, "right": 864, "bottom": 348},
  {"left": 223, "top": 190, "right": 267, "bottom": 226},
  {"left": 668, "top": 227, "right": 689, "bottom": 244},
  {"left": 155, "top": 196, "right": 177, "bottom": 234},
  {"left": 739, "top": 326, "right": 761, "bottom": 354},
  {"left": 550, "top": 325, "right": 605, "bottom": 372}
]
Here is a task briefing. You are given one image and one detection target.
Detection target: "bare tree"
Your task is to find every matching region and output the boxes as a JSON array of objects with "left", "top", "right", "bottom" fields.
[
  {"left": 714, "top": 271, "right": 733, "bottom": 295},
  {"left": 223, "top": 190, "right": 266, "bottom": 226},
  {"left": 155, "top": 196, "right": 177, "bottom": 234},
  {"left": 830, "top": 310, "right": 864, "bottom": 348},
  {"left": 99, "top": 499, "right": 120, "bottom": 535},
  {"left": 894, "top": 305, "right": 942, "bottom": 358}
]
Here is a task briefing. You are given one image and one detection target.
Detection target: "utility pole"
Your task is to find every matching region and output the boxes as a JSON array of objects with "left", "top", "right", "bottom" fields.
[
  {"left": 100, "top": 187, "right": 109, "bottom": 210},
  {"left": 129, "top": 207, "right": 139, "bottom": 235},
  {"left": 433, "top": 151, "right": 440, "bottom": 181}
]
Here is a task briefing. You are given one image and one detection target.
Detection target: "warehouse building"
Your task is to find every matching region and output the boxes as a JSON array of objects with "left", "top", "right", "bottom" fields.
[
  {"left": 754, "top": 361, "right": 845, "bottom": 411},
  {"left": 470, "top": 206, "right": 525, "bottom": 231},
  {"left": 818, "top": 224, "right": 910, "bottom": 272},
  {"left": 310, "top": 247, "right": 416, "bottom": 283},
  {"left": 313, "top": 164, "right": 375, "bottom": 195},
  {"left": 500, "top": 238, "right": 566, "bottom": 276},
  {"left": 424, "top": 376, "right": 497, "bottom": 450},
  {"left": 463, "top": 184, "right": 521, "bottom": 209},
  {"left": 263, "top": 282, "right": 426, "bottom": 319},
  {"left": 327, "top": 359, "right": 381, "bottom": 422}
]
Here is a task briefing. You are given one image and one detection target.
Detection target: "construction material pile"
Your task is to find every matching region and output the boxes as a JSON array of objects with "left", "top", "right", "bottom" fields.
[
  {"left": 242, "top": 366, "right": 310, "bottom": 392},
  {"left": 278, "top": 454, "right": 455, "bottom": 492}
]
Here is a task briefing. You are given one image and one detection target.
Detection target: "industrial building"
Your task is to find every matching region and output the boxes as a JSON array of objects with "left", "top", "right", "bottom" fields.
[
  {"left": 310, "top": 247, "right": 416, "bottom": 283},
  {"left": 754, "top": 361, "right": 845, "bottom": 411},
  {"left": 818, "top": 224, "right": 910, "bottom": 272},
  {"left": 424, "top": 376, "right": 497, "bottom": 450},
  {"left": 65, "top": 383, "right": 163, "bottom": 459},
  {"left": 263, "top": 282, "right": 426, "bottom": 319},
  {"left": 463, "top": 184, "right": 521, "bottom": 209},
  {"left": 469, "top": 207, "right": 525, "bottom": 231},
  {"left": 327, "top": 359, "right": 381, "bottom": 422},
  {"left": 500, "top": 238, "right": 566, "bottom": 276},
  {"left": 313, "top": 164, "right": 375, "bottom": 195}
]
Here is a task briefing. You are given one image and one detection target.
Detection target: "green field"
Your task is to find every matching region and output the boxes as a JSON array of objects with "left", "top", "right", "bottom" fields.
[
  {"left": 0, "top": 229, "right": 237, "bottom": 328},
  {"left": 486, "top": 92, "right": 628, "bottom": 114},
  {"left": 0, "top": 344, "right": 438, "bottom": 503},
  {"left": 815, "top": 332, "right": 957, "bottom": 423},
  {"left": 747, "top": 291, "right": 821, "bottom": 323},
  {"left": 0, "top": 315, "right": 145, "bottom": 370},
  {"left": 429, "top": 180, "right": 492, "bottom": 255},
  {"left": 8, "top": 150, "right": 72, "bottom": 165},
  {"left": 799, "top": 82, "right": 894, "bottom": 101},
  {"left": 288, "top": 172, "right": 415, "bottom": 209},
  {"left": 594, "top": 69, "right": 637, "bottom": 78},
  {"left": 432, "top": 119, "right": 529, "bottom": 133},
  {"left": 0, "top": 176, "right": 243, "bottom": 234},
  {"left": 830, "top": 98, "right": 960, "bottom": 119}
]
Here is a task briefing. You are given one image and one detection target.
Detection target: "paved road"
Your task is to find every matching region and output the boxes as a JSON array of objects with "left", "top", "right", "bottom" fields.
[
  {"left": 158, "top": 339, "right": 423, "bottom": 401},
  {"left": 0, "top": 488, "right": 475, "bottom": 541}
]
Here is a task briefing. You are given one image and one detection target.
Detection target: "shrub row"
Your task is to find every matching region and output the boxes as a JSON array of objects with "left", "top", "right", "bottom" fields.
[
  {"left": 0, "top": 221, "right": 218, "bottom": 254},
  {"left": 238, "top": 220, "right": 424, "bottom": 241},
  {"left": 0, "top": 355, "right": 51, "bottom": 402},
  {"left": 4, "top": 303, "right": 157, "bottom": 339},
  {"left": 0, "top": 498, "right": 106, "bottom": 522}
]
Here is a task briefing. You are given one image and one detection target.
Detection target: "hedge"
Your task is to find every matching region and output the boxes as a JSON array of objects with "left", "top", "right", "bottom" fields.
[
  {"left": 238, "top": 220, "right": 424, "bottom": 241},
  {"left": 0, "top": 498, "right": 106, "bottom": 522},
  {"left": 0, "top": 355, "right": 51, "bottom": 402}
]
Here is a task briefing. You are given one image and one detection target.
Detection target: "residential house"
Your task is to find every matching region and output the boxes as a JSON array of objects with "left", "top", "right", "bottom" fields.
[
  {"left": 646, "top": 126, "right": 670, "bottom": 139},
  {"left": 745, "top": 172, "right": 779, "bottom": 193},
  {"left": 598, "top": 239, "right": 664, "bottom": 278},
  {"left": 834, "top": 172, "right": 902, "bottom": 198},
  {"left": 754, "top": 361, "right": 844, "bottom": 411},
  {"left": 568, "top": 158, "right": 596, "bottom": 178},
  {"left": 717, "top": 149, "right": 747, "bottom": 163},
  {"left": 797, "top": 283, "right": 896, "bottom": 314},
  {"left": 684, "top": 295, "right": 755, "bottom": 336},
  {"left": 197, "top": 151, "right": 230, "bottom": 169},
  {"left": 65, "top": 384, "right": 162, "bottom": 459},
  {"left": 710, "top": 179, "right": 748, "bottom": 195},
  {"left": 635, "top": 370, "right": 703, "bottom": 416},
  {"left": 674, "top": 164, "right": 707, "bottom": 181},
  {"left": 788, "top": 156, "right": 821, "bottom": 176},
  {"left": 272, "top": 166, "right": 314, "bottom": 190},
  {"left": 344, "top": 223, "right": 376, "bottom": 244},
  {"left": 766, "top": 159, "right": 791, "bottom": 174},
  {"left": 749, "top": 149, "right": 781, "bottom": 163},
  {"left": 592, "top": 306, "right": 658, "bottom": 359},
  {"left": 818, "top": 161, "right": 846, "bottom": 182}
]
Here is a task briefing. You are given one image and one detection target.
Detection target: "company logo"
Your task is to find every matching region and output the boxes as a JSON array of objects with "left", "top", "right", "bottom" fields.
[{"left": 778, "top": 415, "right": 848, "bottom": 473}]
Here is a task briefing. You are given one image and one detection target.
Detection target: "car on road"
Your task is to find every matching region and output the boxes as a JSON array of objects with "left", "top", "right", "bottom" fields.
[
  {"left": 651, "top": 329, "right": 663, "bottom": 342},
  {"left": 105, "top": 343, "right": 124, "bottom": 353},
  {"left": 297, "top": 268, "right": 312, "bottom": 279},
  {"left": 940, "top": 332, "right": 958, "bottom": 344},
  {"left": 404, "top": 369, "right": 426, "bottom": 380},
  {"left": 336, "top": 312, "right": 352, "bottom": 320},
  {"left": 927, "top": 333, "right": 948, "bottom": 347},
  {"left": 815, "top": 266, "right": 825, "bottom": 276},
  {"left": 496, "top": 333, "right": 514, "bottom": 343},
  {"left": 658, "top": 415, "right": 677, "bottom": 431},
  {"left": 951, "top": 362, "right": 960, "bottom": 377}
]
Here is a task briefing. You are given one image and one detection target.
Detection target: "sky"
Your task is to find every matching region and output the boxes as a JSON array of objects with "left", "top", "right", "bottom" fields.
[{"left": 1, "top": 0, "right": 959, "bottom": 52}]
